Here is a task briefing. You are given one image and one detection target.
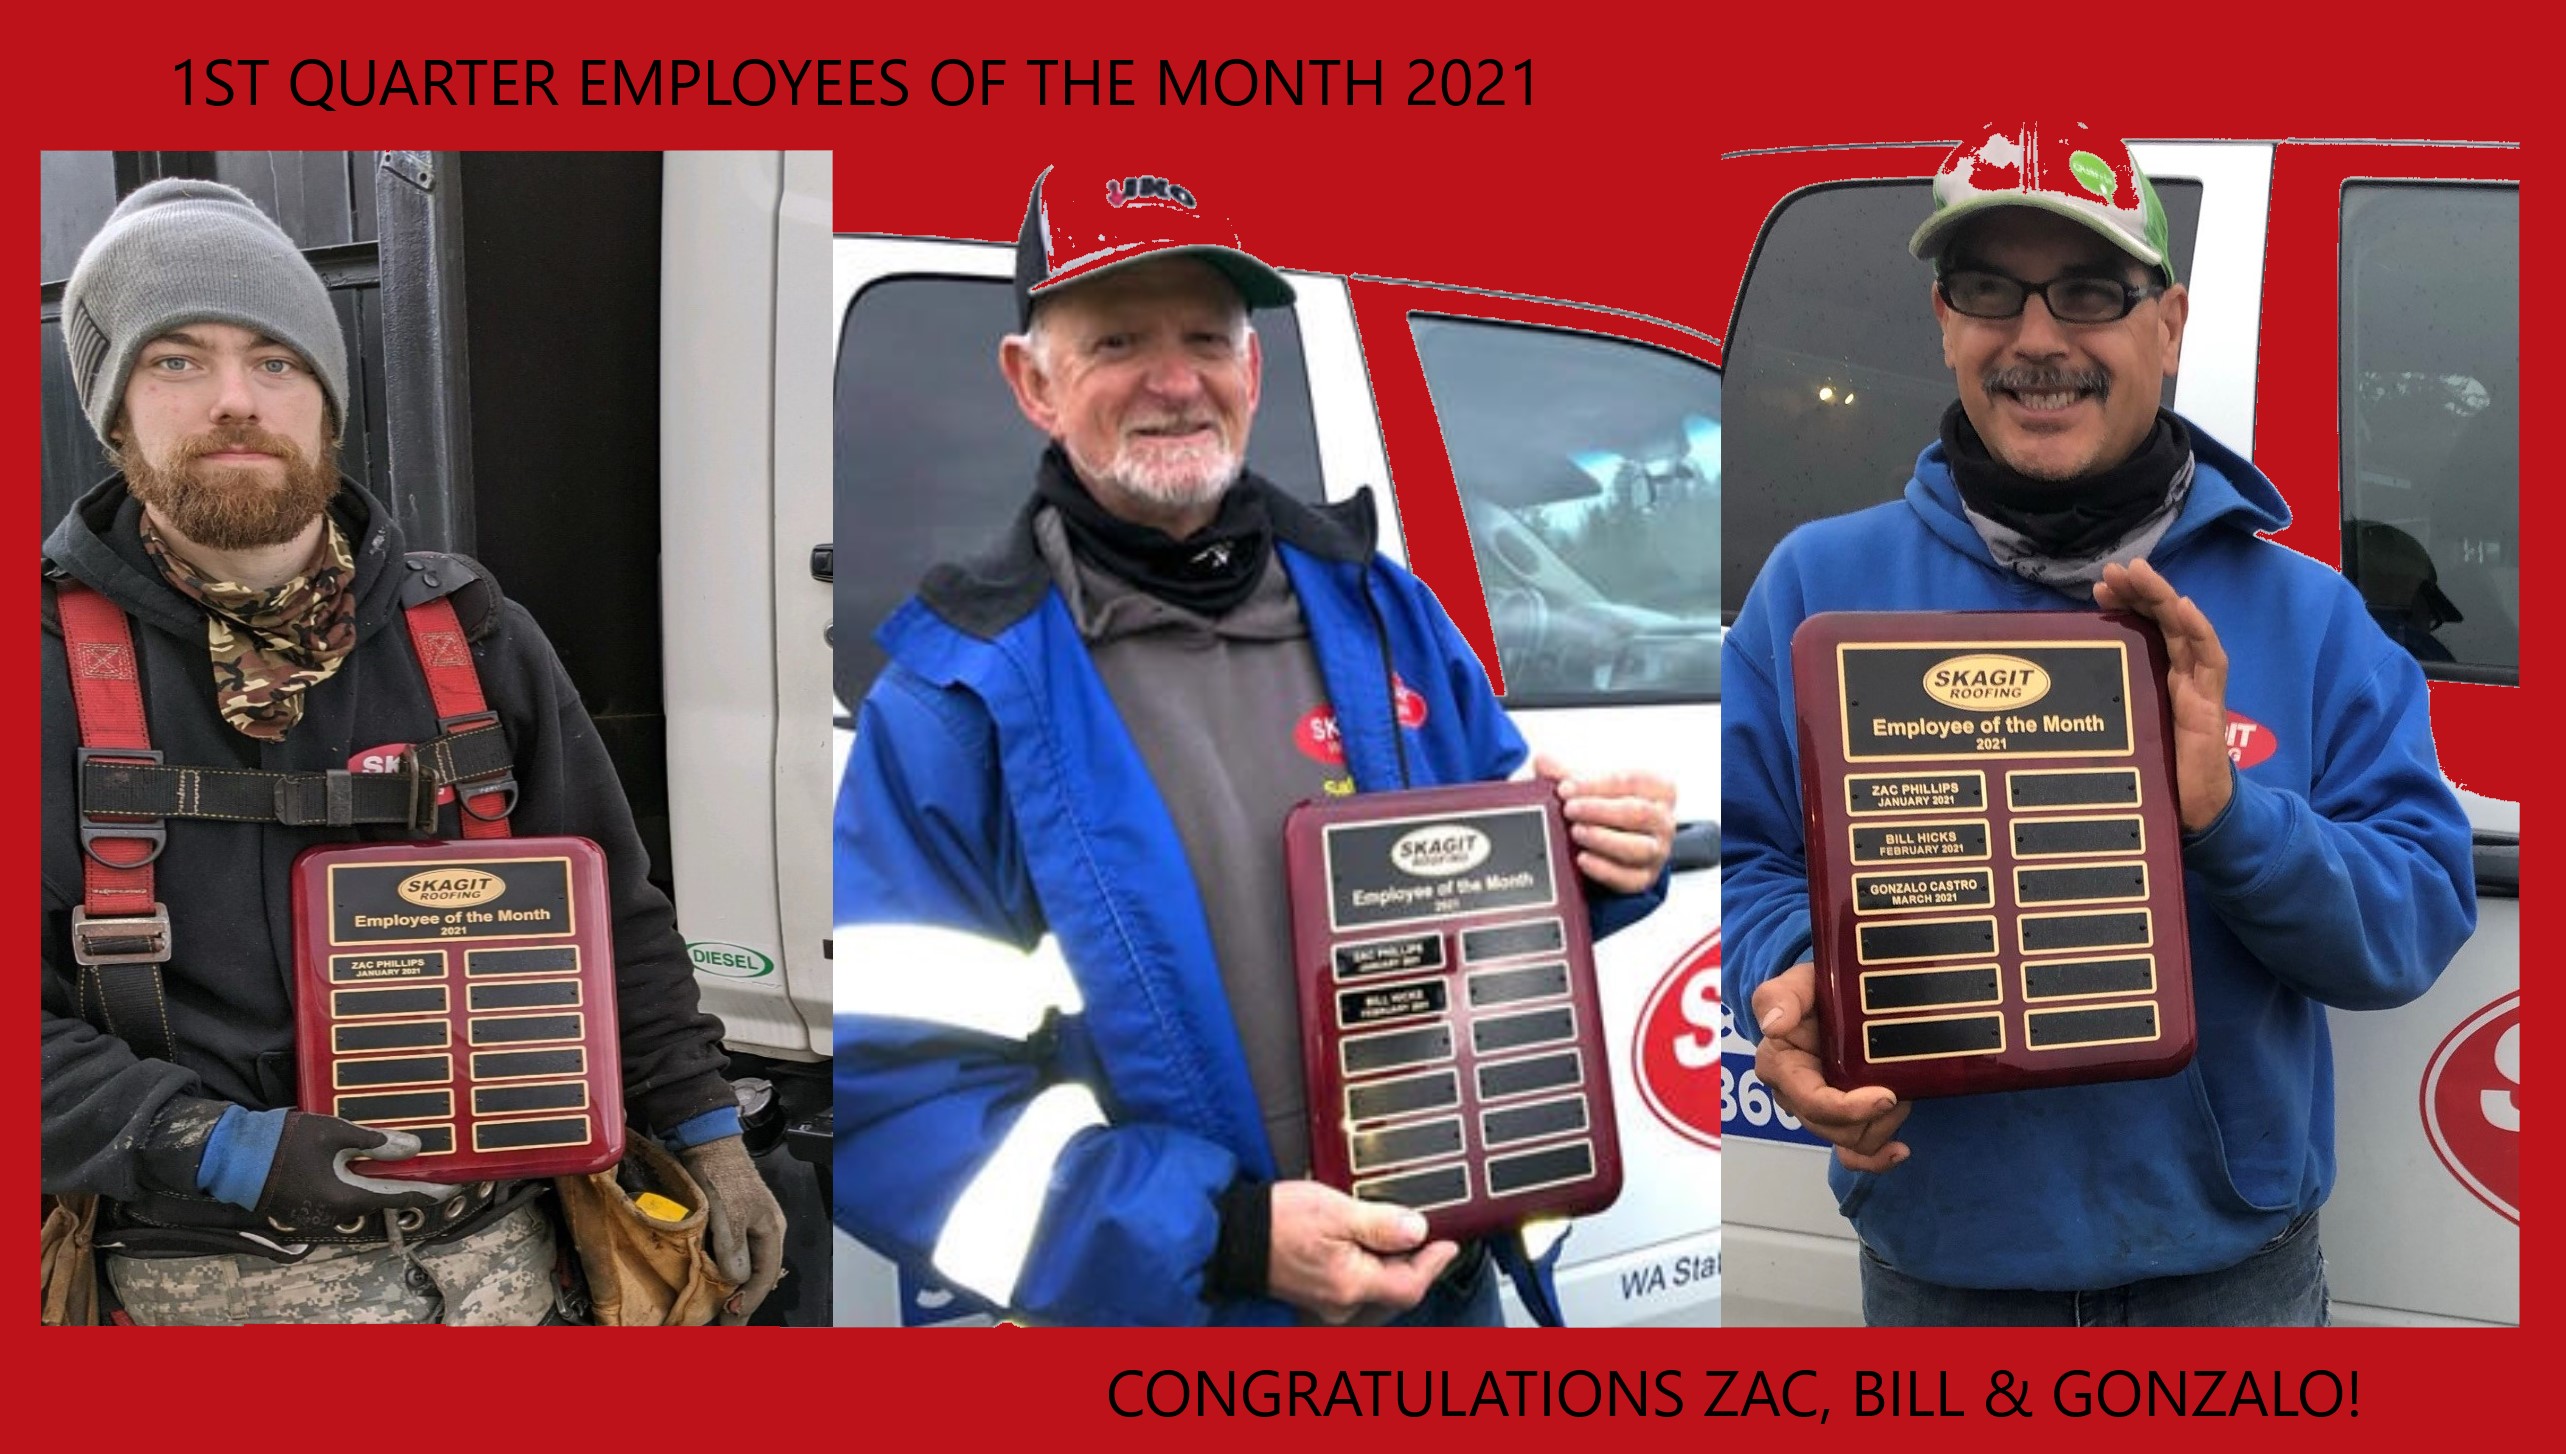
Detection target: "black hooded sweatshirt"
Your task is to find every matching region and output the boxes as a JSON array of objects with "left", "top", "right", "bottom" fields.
[{"left": 41, "top": 477, "right": 733, "bottom": 1228}]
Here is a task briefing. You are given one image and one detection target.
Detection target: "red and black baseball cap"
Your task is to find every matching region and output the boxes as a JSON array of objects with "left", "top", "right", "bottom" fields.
[
  {"left": 1909, "top": 123, "right": 2179, "bottom": 284},
  {"left": 1014, "top": 164, "right": 1296, "bottom": 327}
]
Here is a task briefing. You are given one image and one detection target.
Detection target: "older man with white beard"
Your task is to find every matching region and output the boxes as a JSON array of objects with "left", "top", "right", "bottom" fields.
[{"left": 831, "top": 165, "right": 1678, "bottom": 1327}]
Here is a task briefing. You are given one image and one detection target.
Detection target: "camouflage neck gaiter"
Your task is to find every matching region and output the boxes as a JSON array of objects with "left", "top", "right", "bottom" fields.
[{"left": 141, "top": 514, "right": 358, "bottom": 741}]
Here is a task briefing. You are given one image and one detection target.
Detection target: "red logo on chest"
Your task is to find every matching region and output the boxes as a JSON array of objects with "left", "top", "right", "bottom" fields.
[
  {"left": 2225, "top": 710, "right": 2278, "bottom": 769},
  {"left": 1292, "top": 678, "right": 1429, "bottom": 765},
  {"left": 350, "top": 743, "right": 456, "bottom": 804}
]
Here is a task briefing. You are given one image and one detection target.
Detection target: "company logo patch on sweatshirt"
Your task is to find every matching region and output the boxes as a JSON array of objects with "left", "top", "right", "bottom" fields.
[
  {"left": 351, "top": 743, "right": 456, "bottom": 804},
  {"left": 1295, "top": 678, "right": 1431, "bottom": 766},
  {"left": 2224, "top": 711, "right": 2278, "bottom": 769}
]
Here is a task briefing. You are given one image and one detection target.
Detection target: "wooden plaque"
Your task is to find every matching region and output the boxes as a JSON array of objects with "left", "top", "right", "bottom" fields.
[
  {"left": 292, "top": 836, "right": 625, "bottom": 1180},
  {"left": 1286, "top": 780, "right": 1622, "bottom": 1242},
  {"left": 1789, "top": 611, "right": 2195, "bottom": 1098}
]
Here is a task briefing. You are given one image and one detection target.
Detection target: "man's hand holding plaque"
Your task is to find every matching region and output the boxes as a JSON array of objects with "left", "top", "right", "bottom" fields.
[
  {"left": 1753, "top": 961, "right": 1912, "bottom": 1172},
  {"left": 2094, "top": 559, "right": 2234, "bottom": 833}
]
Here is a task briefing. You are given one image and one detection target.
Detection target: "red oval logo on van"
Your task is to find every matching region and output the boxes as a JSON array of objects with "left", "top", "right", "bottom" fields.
[
  {"left": 2225, "top": 711, "right": 2277, "bottom": 770},
  {"left": 1636, "top": 929, "right": 1721, "bottom": 1149},
  {"left": 2421, "top": 991, "right": 2519, "bottom": 1224}
]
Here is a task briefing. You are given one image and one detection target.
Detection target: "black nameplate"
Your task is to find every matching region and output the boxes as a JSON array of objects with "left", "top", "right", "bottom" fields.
[
  {"left": 2009, "top": 768, "right": 2141, "bottom": 810},
  {"left": 407, "top": 1125, "right": 455, "bottom": 1154},
  {"left": 332, "top": 1020, "right": 449, "bottom": 1054},
  {"left": 1481, "top": 1095, "right": 1588, "bottom": 1147},
  {"left": 1850, "top": 820, "right": 1989, "bottom": 865},
  {"left": 1853, "top": 869, "right": 1995, "bottom": 914},
  {"left": 1861, "top": 966, "right": 2001, "bottom": 1013},
  {"left": 1460, "top": 919, "right": 1566, "bottom": 963},
  {"left": 472, "top": 1048, "right": 585, "bottom": 1081},
  {"left": 2020, "top": 910, "right": 2152, "bottom": 954},
  {"left": 469, "top": 980, "right": 584, "bottom": 1012},
  {"left": 1866, "top": 1015, "right": 2004, "bottom": 1062},
  {"left": 473, "top": 1116, "right": 592, "bottom": 1152},
  {"left": 1333, "top": 934, "right": 1444, "bottom": 980},
  {"left": 1322, "top": 807, "right": 1556, "bottom": 930},
  {"left": 2023, "top": 956, "right": 2157, "bottom": 1001},
  {"left": 1349, "top": 1118, "right": 1465, "bottom": 1173},
  {"left": 2016, "top": 863, "right": 2148, "bottom": 906},
  {"left": 329, "top": 857, "right": 574, "bottom": 945},
  {"left": 334, "top": 1055, "right": 451, "bottom": 1089},
  {"left": 473, "top": 1080, "right": 588, "bottom": 1116},
  {"left": 1838, "top": 642, "right": 2133, "bottom": 760},
  {"left": 1336, "top": 978, "right": 1449, "bottom": 1029},
  {"left": 2014, "top": 816, "right": 2144, "bottom": 858},
  {"left": 1341, "top": 1024, "right": 1453, "bottom": 1076},
  {"left": 335, "top": 1090, "right": 453, "bottom": 1121},
  {"left": 1471, "top": 1006, "right": 1575, "bottom": 1055},
  {"left": 333, "top": 986, "right": 448, "bottom": 1019},
  {"left": 469, "top": 1013, "right": 584, "bottom": 1046},
  {"left": 1858, "top": 917, "right": 1997, "bottom": 964},
  {"left": 1846, "top": 772, "right": 1986, "bottom": 815},
  {"left": 328, "top": 951, "right": 444, "bottom": 983},
  {"left": 1353, "top": 1164, "right": 1469, "bottom": 1212},
  {"left": 1476, "top": 1050, "right": 1581, "bottom": 1101},
  {"left": 2026, "top": 1002, "right": 2159, "bottom": 1049},
  {"left": 466, "top": 946, "right": 580, "bottom": 977},
  {"left": 1466, "top": 962, "right": 1570, "bottom": 1008},
  {"left": 1487, "top": 1140, "right": 1595, "bottom": 1197},
  {"left": 1345, "top": 1069, "right": 1460, "bottom": 1123}
]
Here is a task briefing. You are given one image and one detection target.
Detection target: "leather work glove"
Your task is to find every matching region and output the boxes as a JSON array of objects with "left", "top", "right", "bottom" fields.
[
  {"left": 192, "top": 1105, "right": 459, "bottom": 1231},
  {"left": 677, "top": 1134, "right": 787, "bottom": 1323}
]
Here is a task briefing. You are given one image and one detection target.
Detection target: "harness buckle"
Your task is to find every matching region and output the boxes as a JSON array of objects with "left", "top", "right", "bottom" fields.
[
  {"left": 436, "top": 710, "right": 517, "bottom": 824},
  {"left": 76, "top": 747, "right": 167, "bottom": 869},
  {"left": 275, "top": 769, "right": 361, "bottom": 828},
  {"left": 70, "top": 904, "right": 173, "bottom": 966}
]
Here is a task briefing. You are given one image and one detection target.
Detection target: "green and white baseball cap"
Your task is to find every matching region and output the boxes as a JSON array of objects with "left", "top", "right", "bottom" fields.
[{"left": 1909, "top": 123, "right": 2178, "bottom": 284}]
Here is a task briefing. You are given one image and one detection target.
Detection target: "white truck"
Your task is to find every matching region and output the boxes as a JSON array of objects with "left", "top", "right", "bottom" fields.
[
  {"left": 1714, "top": 138, "right": 2520, "bottom": 1327},
  {"left": 827, "top": 235, "right": 1726, "bottom": 1326}
]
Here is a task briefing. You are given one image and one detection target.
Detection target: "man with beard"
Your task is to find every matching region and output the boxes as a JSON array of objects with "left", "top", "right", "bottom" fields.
[
  {"left": 40, "top": 179, "right": 785, "bottom": 1324},
  {"left": 1720, "top": 126, "right": 2476, "bottom": 1325},
  {"left": 832, "top": 166, "right": 1678, "bottom": 1326}
]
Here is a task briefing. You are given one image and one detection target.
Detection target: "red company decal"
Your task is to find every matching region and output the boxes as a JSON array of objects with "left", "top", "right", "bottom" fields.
[
  {"left": 1293, "top": 705, "right": 1345, "bottom": 765},
  {"left": 2421, "top": 991, "right": 2519, "bottom": 1223},
  {"left": 349, "top": 743, "right": 454, "bottom": 805},
  {"left": 1393, "top": 676, "right": 1427, "bottom": 729},
  {"left": 2225, "top": 710, "right": 2278, "bottom": 769},
  {"left": 1635, "top": 929, "right": 1720, "bottom": 1149}
]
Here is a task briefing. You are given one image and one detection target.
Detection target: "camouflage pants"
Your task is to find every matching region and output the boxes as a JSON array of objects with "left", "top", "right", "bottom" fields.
[{"left": 106, "top": 1200, "right": 559, "bottom": 1325}]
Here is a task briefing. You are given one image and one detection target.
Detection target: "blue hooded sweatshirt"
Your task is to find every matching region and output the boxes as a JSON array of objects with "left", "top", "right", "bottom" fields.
[{"left": 1720, "top": 418, "right": 2476, "bottom": 1291}]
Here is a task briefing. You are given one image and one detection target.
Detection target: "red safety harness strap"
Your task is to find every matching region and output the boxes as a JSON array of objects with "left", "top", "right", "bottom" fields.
[
  {"left": 55, "top": 584, "right": 161, "bottom": 919},
  {"left": 403, "top": 595, "right": 514, "bottom": 839}
]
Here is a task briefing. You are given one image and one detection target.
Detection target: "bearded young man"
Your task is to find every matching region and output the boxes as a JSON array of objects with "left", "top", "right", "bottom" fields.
[
  {"left": 40, "top": 178, "right": 785, "bottom": 1325},
  {"left": 1719, "top": 126, "right": 2476, "bottom": 1326},
  {"left": 832, "top": 165, "right": 1679, "bottom": 1327}
]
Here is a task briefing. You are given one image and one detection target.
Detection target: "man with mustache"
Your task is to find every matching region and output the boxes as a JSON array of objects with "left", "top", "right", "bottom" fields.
[
  {"left": 41, "top": 179, "right": 785, "bottom": 1323},
  {"left": 833, "top": 165, "right": 1678, "bottom": 1326},
  {"left": 1720, "top": 126, "right": 2475, "bottom": 1324}
]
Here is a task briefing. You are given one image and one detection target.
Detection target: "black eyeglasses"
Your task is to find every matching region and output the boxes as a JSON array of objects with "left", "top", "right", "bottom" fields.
[{"left": 1938, "top": 268, "right": 2167, "bottom": 324}]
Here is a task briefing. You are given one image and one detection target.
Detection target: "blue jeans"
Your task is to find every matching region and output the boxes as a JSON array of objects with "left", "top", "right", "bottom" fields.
[
  {"left": 1385, "top": 1241, "right": 1504, "bottom": 1326},
  {"left": 1860, "top": 1211, "right": 2329, "bottom": 1327}
]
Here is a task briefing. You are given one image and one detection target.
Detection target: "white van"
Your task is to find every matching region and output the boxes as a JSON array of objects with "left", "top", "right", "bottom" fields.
[
  {"left": 827, "top": 235, "right": 1725, "bottom": 1326},
  {"left": 1714, "top": 138, "right": 2519, "bottom": 1327}
]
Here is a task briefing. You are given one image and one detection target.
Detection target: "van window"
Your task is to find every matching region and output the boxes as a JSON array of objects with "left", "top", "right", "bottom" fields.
[
  {"left": 1409, "top": 315, "right": 1724, "bottom": 705},
  {"left": 833, "top": 272, "right": 1325, "bottom": 708},
  {"left": 1724, "top": 178, "right": 2201, "bottom": 614},
  {"left": 2339, "top": 183, "right": 2518, "bottom": 683}
]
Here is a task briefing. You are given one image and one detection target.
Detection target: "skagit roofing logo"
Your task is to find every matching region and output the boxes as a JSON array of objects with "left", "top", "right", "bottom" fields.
[
  {"left": 1105, "top": 175, "right": 1198, "bottom": 210},
  {"left": 1636, "top": 929, "right": 1720, "bottom": 1149},
  {"left": 2421, "top": 991, "right": 2519, "bottom": 1223}
]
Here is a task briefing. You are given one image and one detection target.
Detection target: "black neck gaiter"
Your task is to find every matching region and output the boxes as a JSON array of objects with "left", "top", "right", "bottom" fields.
[
  {"left": 1941, "top": 401, "right": 2193, "bottom": 560},
  {"left": 1033, "top": 445, "right": 1274, "bottom": 617}
]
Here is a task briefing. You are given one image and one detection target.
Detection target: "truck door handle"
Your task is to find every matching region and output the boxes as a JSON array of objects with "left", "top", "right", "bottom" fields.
[
  {"left": 2473, "top": 830, "right": 2519, "bottom": 899},
  {"left": 1670, "top": 821, "right": 1719, "bottom": 873},
  {"left": 810, "top": 543, "right": 834, "bottom": 582}
]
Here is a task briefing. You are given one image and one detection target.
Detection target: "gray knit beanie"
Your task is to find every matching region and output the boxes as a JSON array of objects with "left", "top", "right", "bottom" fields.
[{"left": 60, "top": 178, "right": 349, "bottom": 448}]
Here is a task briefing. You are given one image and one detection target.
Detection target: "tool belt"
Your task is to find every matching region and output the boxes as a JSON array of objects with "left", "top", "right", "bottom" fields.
[{"left": 55, "top": 556, "right": 518, "bottom": 1065}]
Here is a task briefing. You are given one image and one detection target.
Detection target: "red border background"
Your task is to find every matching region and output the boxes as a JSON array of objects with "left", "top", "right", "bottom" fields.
[{"left": 11, "top": 4, "right": 2544, "bottom": 1446}]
